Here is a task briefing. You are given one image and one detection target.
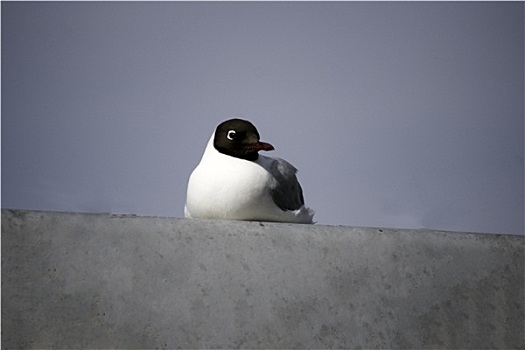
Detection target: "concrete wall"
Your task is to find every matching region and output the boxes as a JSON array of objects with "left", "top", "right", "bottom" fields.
[{"left": 2, "top": 209, "right": 523, "bottom": 349}]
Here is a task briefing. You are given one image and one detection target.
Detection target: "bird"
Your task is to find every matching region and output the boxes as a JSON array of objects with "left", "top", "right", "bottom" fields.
[{"left": 184, "top": 118, "right": 315, "bottom": 224}]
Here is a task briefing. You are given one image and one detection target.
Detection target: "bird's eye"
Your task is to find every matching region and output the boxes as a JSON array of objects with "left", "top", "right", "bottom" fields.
[{"left": 227, "top": 130, "right": 236, "bottom": 140}]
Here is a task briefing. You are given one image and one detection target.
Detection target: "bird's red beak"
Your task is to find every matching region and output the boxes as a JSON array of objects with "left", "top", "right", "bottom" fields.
[{"left": 249, "top": 141, "right": 274, "bottom": 152}]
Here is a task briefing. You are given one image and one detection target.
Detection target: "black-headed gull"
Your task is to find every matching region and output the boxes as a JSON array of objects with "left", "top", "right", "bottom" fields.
[{"left": 185, "top": 118, "right": 315, "bottom": 224}]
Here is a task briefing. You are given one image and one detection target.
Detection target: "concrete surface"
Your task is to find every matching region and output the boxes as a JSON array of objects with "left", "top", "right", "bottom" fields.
[{"left": 2, "top": 209, "right": 524, "bottom": 349}]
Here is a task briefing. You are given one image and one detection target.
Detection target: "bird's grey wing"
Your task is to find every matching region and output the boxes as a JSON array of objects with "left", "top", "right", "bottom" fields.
[{"left": 268, "top": 158, "right": 305, "bottom": 211}]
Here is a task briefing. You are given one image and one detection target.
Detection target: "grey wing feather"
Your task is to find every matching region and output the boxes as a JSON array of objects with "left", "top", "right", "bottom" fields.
[{"left": 268, "top": 158, "right": 305, "bottom": 211}]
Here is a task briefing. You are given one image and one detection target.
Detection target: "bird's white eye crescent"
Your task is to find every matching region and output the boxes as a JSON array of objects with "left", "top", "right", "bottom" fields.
[{"left": 227, "top": 130, "right": 236, "bottom": 140}]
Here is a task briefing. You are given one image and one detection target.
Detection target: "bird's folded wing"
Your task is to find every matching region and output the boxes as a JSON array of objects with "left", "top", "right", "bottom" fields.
[{"left": 268, "top": 157, "right": 305, "bottom": 211}]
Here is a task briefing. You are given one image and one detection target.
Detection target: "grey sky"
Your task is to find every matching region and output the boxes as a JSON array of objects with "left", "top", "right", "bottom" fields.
[{"left": 2, "top": 2, "right": 523, "bottom": 234}]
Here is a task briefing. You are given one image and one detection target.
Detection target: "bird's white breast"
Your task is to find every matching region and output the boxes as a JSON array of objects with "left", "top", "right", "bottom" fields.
[{"left": 185, "top": 137, "right": 272, "bottom": 220}]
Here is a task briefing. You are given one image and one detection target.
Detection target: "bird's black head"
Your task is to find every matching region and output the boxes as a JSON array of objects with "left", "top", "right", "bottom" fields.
[{"left": 214, "top": 118, "right": 274, "bottom": 161}]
